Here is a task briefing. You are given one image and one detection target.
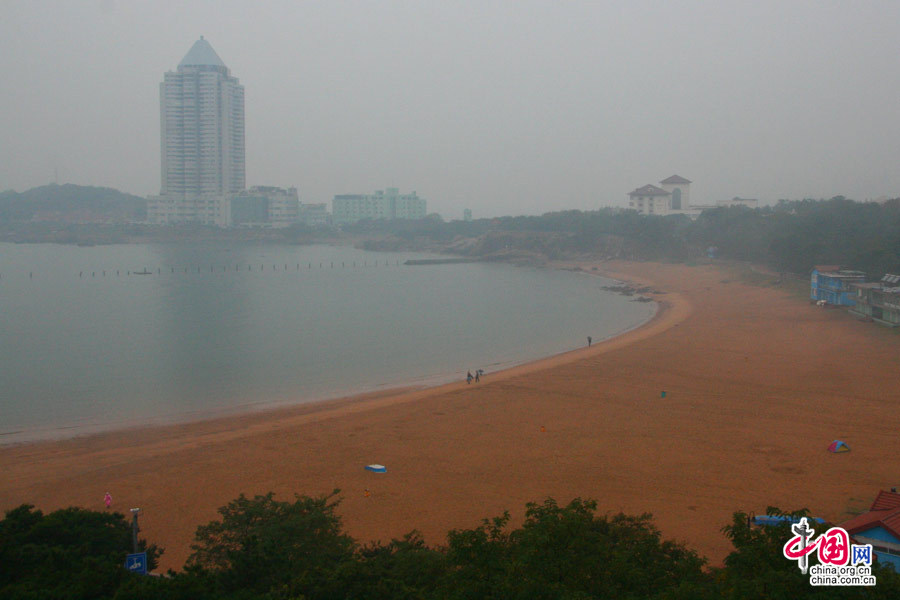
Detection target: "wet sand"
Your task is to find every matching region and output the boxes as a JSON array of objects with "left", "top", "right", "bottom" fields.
[{"left": 2, "top": 260, "right": 899, "bottom": 571}]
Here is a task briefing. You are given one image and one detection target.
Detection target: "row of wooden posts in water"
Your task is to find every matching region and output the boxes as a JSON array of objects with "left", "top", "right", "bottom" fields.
[{"left": 0, "top": 260, "right": 404, "bottom": 280}]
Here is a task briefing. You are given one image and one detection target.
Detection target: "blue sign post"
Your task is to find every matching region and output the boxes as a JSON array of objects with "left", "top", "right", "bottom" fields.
[{"left": 125, "top": 552, "right": 148, "bottom": 575}]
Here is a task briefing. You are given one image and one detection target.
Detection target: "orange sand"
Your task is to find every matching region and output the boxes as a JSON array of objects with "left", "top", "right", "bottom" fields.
[{"left": 2, "top": 260, "right": 899, "bottom": 571}]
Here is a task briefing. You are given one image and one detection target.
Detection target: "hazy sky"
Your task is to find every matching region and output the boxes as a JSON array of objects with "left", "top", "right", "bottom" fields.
[{"left": 2, "top": 1, "right": 899, "bottom": 218}]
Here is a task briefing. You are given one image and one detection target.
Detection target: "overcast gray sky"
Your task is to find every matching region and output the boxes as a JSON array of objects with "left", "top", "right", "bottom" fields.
[{"left": 2, "top": 1, "right": 899, "bottom": 218}]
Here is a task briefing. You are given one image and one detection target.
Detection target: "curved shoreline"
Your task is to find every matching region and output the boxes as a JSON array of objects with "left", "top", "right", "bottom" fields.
[
  {"left": 17, "top": 258, "right": 897, "bottom": 574},
  {"left": 0, "top": 258, "right": 657, "bottom": 447},
  {"left": 0, "top": 261, "right": 692, "bottom": 570},
  {"left": 0, "top": 261, "right": 685, "bottom": 453}
]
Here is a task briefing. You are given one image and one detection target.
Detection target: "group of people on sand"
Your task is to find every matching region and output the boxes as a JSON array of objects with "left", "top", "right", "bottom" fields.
[{"left": 465, "top": 336, "right": 594, "bottom": 386}]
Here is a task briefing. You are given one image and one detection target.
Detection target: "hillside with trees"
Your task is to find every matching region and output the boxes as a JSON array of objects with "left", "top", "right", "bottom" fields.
[
  {"left": 353, "top": 197, "right": 900, "bottom": 278},
  {"left": 0, "top": 183, "right": 146, "bottom": 223}
]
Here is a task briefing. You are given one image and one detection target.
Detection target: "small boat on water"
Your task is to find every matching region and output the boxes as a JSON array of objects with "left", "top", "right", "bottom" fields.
[{"left": 133, "top": 269, "right": 152, "bottom": 275}]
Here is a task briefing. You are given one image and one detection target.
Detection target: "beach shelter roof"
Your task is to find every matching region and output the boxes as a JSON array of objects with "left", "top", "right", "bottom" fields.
[
  {"left": 827, "top": 440, "right": 850, "bottom": 453},
  {"left": 365, "top": 464, "right": 387, "bottom": 473},
  {"left": 841, "top": 490, "right": 900, "bottom": 541},
  {"left": 753, "top": 515, "right": 825, "bottom": 527}
]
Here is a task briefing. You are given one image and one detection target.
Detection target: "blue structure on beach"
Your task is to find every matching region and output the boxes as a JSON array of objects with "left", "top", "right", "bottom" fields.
[
  {"left": 810, "top": 265, "right": 865, "bottom": 306},
  {"left": 752, "top": 515, "right": 825, "bottom": 527}
]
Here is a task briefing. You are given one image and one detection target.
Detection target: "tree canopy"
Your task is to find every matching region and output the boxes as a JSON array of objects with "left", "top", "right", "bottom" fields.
[
  {"left": 6, "top": 493, "right": 899, "bottom": 599},
  {"left": 0, "top": 504, "right": 161, "bottom": 599}
]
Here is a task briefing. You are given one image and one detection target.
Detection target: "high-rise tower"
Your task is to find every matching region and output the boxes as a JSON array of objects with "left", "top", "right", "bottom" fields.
[
  {"left": 161, "top": 36, "right": 244, "bottom": 195},
  {"left": 149, "top": 37, "right": 244, "bottom": 224}
]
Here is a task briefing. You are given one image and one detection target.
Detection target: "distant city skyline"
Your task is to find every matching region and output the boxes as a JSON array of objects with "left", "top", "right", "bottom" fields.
[{"left": 2, "top": 2, "right": 899, "bottom": 217}]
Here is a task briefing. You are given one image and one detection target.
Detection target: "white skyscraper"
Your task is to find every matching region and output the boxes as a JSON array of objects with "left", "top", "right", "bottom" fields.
[{"left": 149, "top": 37, "right": 244, "bottom": 224}]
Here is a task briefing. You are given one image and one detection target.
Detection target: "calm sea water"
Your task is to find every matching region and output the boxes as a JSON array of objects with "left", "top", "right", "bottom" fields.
[{"left": 0, "top": 242, "right": 654, "bottom": 443}]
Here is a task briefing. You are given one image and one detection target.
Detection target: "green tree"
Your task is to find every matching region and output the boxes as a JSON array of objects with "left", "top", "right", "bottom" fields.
[
  {"left": 438, "top": 498, "right": 707, "bottom": 599},
  {"left": 0, "top": 504, "right": 161, "bottom": 599},
  {"left": 327, "top": 532, "right": 447, "bottom": 599},
  {"left": 186, "top": 490, "right": 354, "bottom": 598},
  {"left": 441, "top": 510, "right": 513, "bottom": 598}
]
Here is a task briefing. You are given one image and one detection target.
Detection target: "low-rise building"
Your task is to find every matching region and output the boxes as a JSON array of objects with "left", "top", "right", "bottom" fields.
[
  {"left": 332, "top": 188, "right": 426, "bottom": 225},
  {"left": 230, "top": 186, "right": 299, "bottom": 227},
  {"left": 849, "top": 274, "right": 900, "bottom": 326},
  {"left": 259, "top": 186, "right": 299, "bottom": 227},
  {"left": 627, "top": 184, "right": 672, "bottom": 215},
  {"left": 841, "top": 489, "right": 900, "bottom": 571},
  {"left": 147, "top": 194, "right": 231, "bottom": 226},
  {"left": 298, "top": 203, "right": 330, "bottom": 227},
  {"left": 230, "top": 194, "right": 269, "bottom": 226},
  {"left": 810, "top": 265, "right": 866, "bottom": 306},
  {"left": 659, "top": 175, "right": 691, "bottom": 210},
  {"left": 626, "top": 177, "right": 762, "bottom": 216},
  {"left": 627, "top": 175, "right": 703, "bottom": 216}
]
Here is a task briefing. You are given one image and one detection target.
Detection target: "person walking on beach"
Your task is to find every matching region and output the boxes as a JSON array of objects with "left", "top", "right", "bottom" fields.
[
  {"left": 104, "top": 492, "right": 112, "bottom": 510},
  {"left": 467, "top": 371, "right": 473, "bottom": 384},
  {"left": 587, "top": 336, "right": 592, "bottom": 347},
  {"left": 475, "top": 370, "right": 480, "bottom": 382}
]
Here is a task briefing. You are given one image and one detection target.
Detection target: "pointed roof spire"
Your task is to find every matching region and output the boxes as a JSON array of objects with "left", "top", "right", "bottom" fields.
[{"left": 178, "top": 36, "right": 227, "bottom": 68}]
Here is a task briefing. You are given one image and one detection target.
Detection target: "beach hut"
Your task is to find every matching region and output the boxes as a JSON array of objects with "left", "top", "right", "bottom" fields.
[
  {"left": 840, "top": 489, "right": 900, "bottom": 571},
  {"left": 827, "top": 440, "right": 850, "bottom": 453},
  {"left": 365, "top": 464, "right": 387, "bottom": 473}
]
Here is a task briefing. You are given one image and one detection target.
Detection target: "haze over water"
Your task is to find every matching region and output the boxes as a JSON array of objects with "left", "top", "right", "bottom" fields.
[{"left": 0, "top": 243, "right": 654, "bottom": 443}]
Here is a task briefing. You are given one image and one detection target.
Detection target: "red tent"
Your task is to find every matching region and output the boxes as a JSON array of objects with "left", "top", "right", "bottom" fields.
[{"left": 827, "top": 440, "right": 850, "bottom": 453}]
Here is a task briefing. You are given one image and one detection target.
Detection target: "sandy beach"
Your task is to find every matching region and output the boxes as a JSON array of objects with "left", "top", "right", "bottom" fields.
[{"left": 2, "top": 260, "right": 899, "bottom": 572}]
